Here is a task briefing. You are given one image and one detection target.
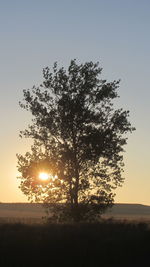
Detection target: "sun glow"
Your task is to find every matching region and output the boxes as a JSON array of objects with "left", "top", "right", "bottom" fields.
[{"left": 39, "top": 172, "right": 49, "bottom": 181}]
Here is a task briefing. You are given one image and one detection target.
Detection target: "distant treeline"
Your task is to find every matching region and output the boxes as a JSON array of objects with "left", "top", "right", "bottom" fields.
[{"left": 1, "top": 203, "right": 150, "bottom": 216}]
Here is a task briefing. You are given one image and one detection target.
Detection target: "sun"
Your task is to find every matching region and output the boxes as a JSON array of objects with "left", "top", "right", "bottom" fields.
[{"left": 39, "top": 172, "right": 49, "bottom": 181}]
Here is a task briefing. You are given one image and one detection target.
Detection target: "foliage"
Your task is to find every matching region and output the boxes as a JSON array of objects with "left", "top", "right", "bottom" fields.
[{"left": 17, "top": 60, "right": 135, "bottom": 222}]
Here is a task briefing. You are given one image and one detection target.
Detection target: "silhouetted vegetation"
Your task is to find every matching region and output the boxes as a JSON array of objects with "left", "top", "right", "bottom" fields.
[
  {"left": 17, "top": 60, "right": 135, "bottom": 222},
  {"left": 0, "top": 221, "right": 149, "bottom": 266}
]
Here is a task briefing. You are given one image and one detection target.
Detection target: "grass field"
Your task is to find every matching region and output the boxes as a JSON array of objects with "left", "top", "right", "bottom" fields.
[
  {"left": 0, "top": 221, "right": 150, "bottom": 267},
  {"left": 0, "top": 204, "right": 150, "bottom": 266}
]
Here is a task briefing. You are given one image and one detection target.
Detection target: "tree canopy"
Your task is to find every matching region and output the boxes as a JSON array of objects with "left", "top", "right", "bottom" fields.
[{"left": 17, "top": 60, "right": 135, "bottom": 222}]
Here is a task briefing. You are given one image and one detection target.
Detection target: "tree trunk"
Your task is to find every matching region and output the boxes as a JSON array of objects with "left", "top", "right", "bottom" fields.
[{"left": 71, "top": 125, "right": 80, "bottom": 221}]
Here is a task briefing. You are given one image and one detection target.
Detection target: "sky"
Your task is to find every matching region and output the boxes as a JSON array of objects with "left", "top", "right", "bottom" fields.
[{"left": 0, "top": 0, "right": 150, "bottom": 204}]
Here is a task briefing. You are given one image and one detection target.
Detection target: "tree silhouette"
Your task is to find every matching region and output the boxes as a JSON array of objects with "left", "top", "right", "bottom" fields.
[{"left": 17, "top": 60, "right": 135, "bottom": 222}]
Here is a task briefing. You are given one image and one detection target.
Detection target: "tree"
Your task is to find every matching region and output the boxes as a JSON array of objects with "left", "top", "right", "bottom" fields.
[{"left": 17, "top": 60, "right": 135, "bottom": 222}]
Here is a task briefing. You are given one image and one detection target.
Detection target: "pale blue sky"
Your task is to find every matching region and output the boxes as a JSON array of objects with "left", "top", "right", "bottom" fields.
[{"left": 0, "top": 0, "right": 150, "bottom": 203}]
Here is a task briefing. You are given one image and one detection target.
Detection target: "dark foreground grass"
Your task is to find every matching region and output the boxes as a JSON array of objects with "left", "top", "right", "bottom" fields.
[{"left": 0, "top": 220, "right": 149, "bottom": 267}]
